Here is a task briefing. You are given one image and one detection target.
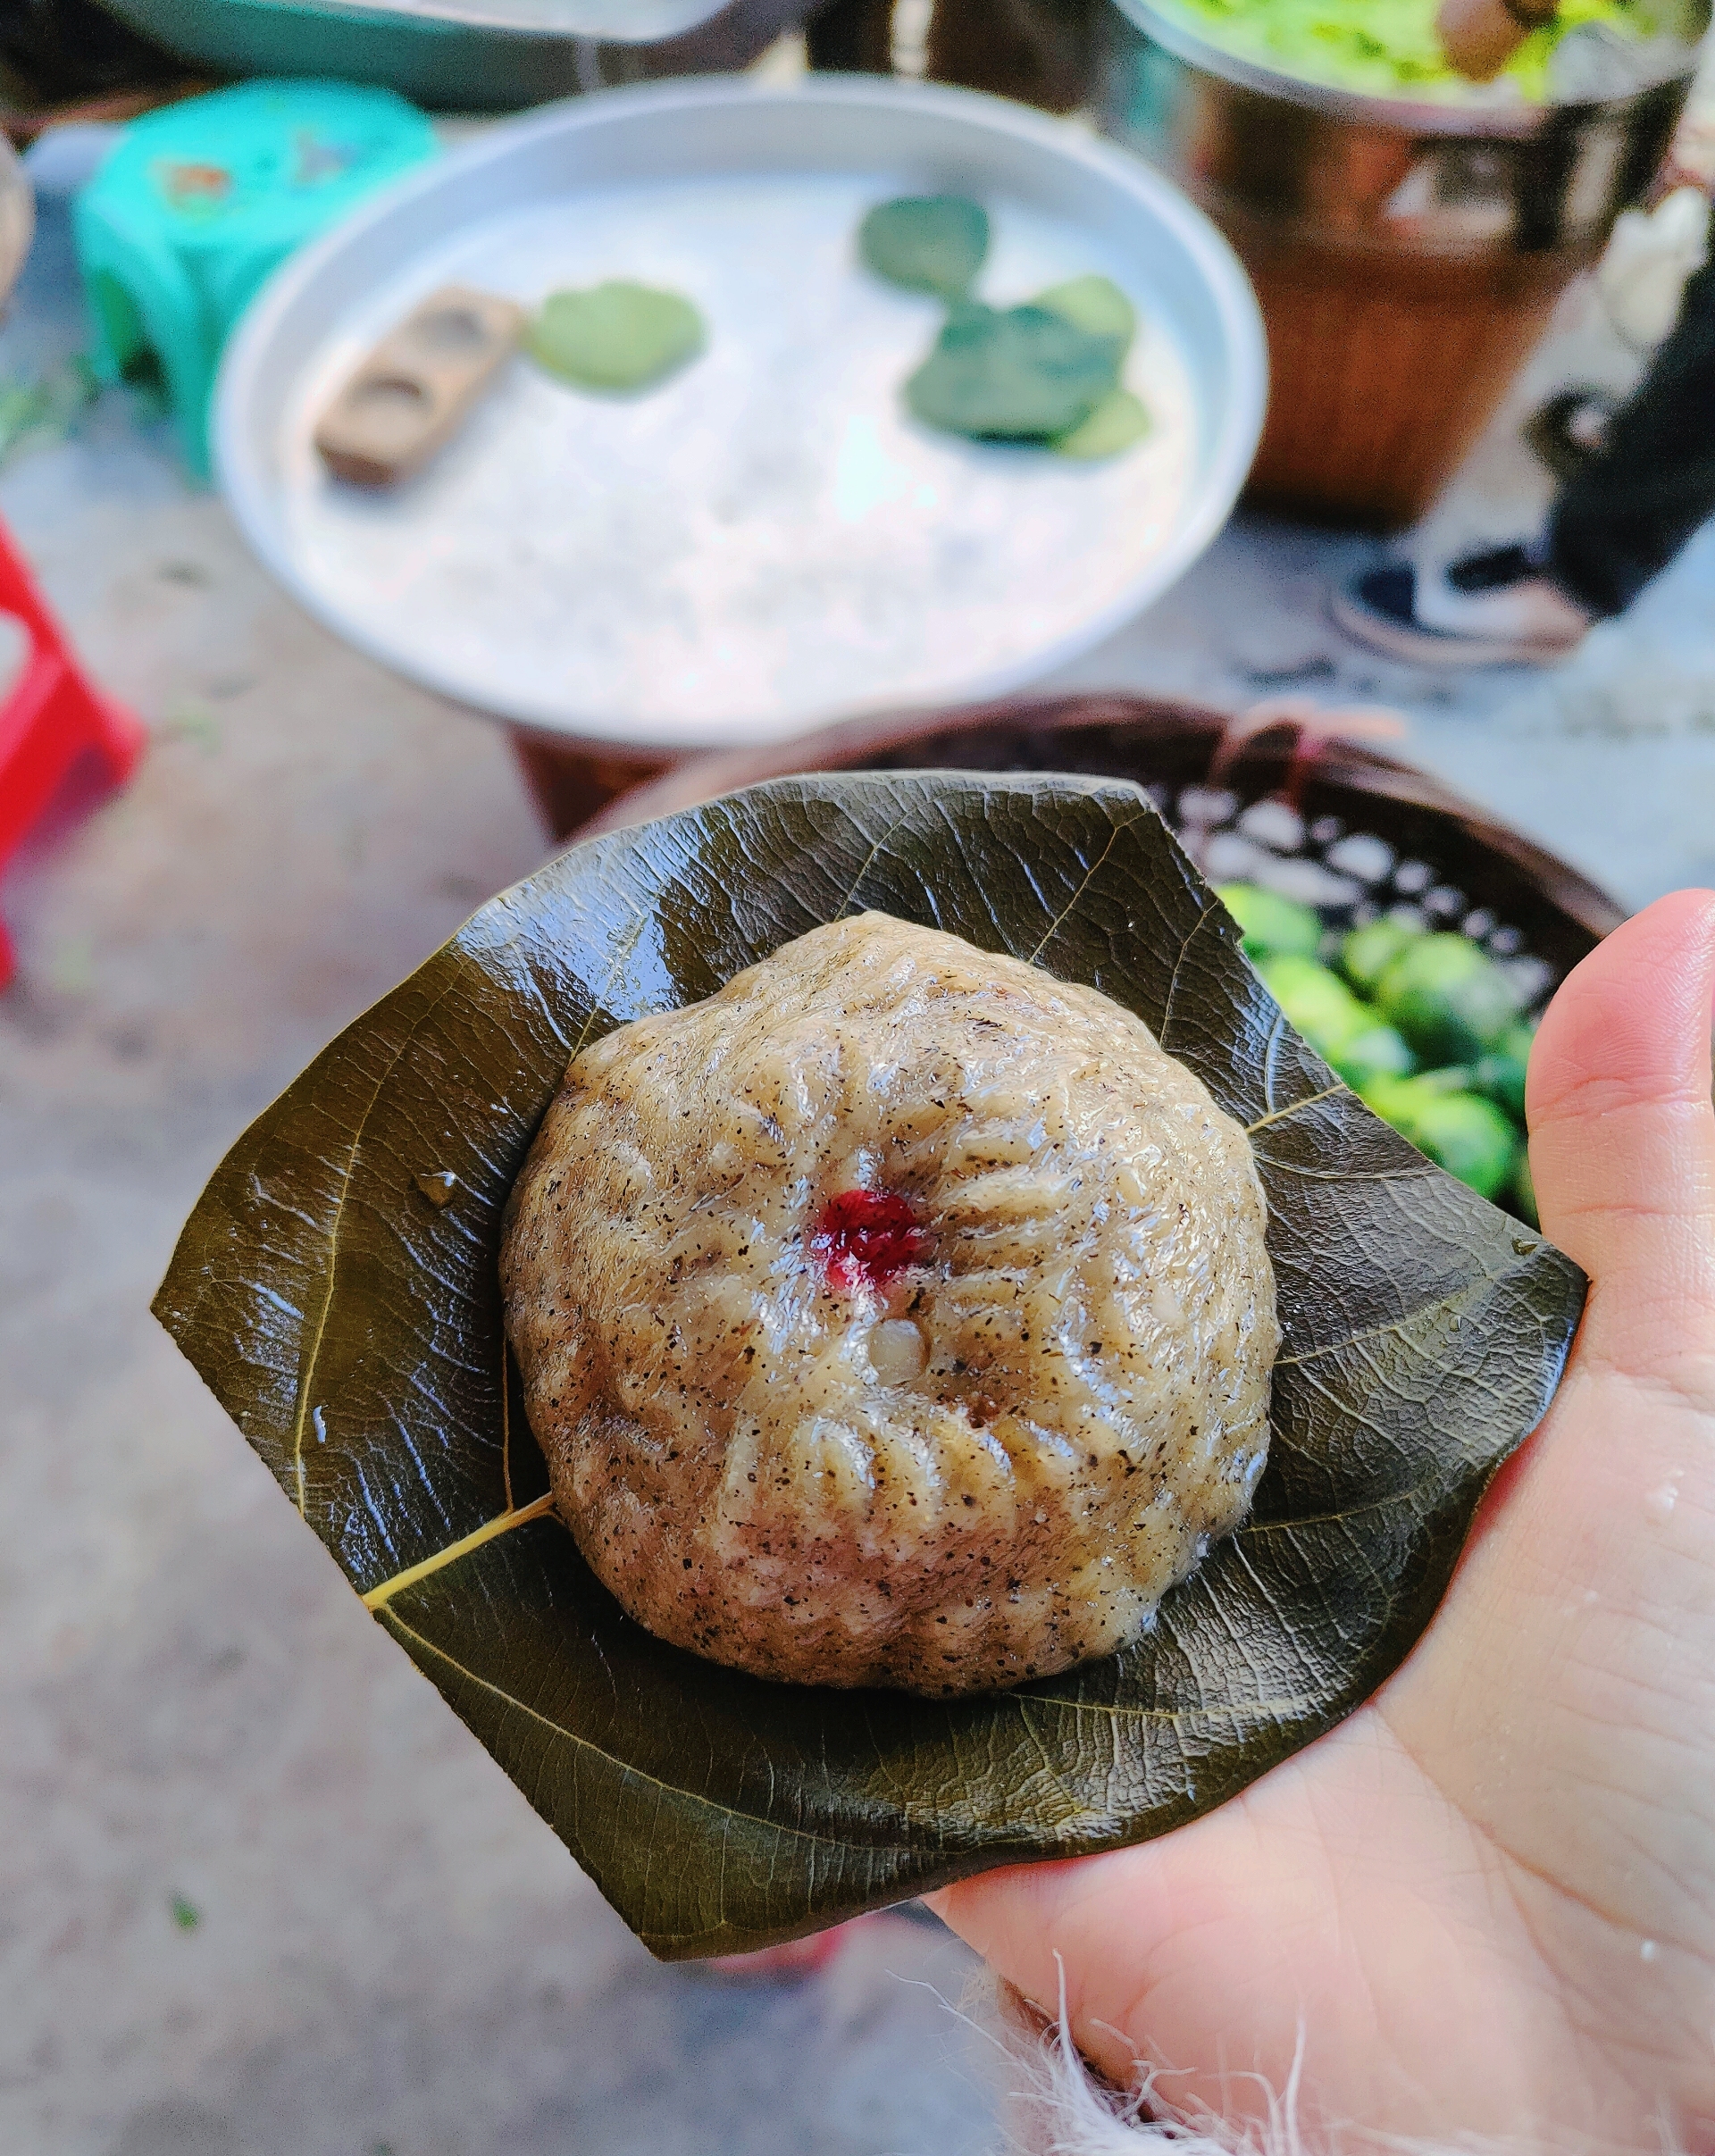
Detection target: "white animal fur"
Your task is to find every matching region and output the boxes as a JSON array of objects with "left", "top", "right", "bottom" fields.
[{"left": 978, "top": 1967, "right": 1660, "bottom": 2156}]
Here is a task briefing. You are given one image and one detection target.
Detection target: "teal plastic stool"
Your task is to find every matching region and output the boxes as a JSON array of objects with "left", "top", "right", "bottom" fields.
[{"left": 74, "top": 80, "right": 439, "bottom": 478}]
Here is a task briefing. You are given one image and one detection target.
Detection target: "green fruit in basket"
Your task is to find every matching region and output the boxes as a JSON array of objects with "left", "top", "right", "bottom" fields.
[
  {"left": 1033, "top": 274, "right": 1138, "bottom": 354},
  {"left": 860, "top": 196, "right": 991, "bottom": 299},
  {"left": 1217, "top": 882, "right": 1322, "bottom": 960},
  {"left": 1362, "top": 1074, "right": 1521, "bottom": 1203},
  {"left": 1340, "top": 915, "right": 1424, "bottom": 999},
  {"left": 1469, "top": 1019, "right": 1537, "bottom": 1121},
  {"left": 527, "top": 282, "right": 705, "bottom": 393},
  {"left": 906, "top": 302, "right": 1123, "bottom": 442},
  {"left": 1258, "top": 955, "right": 1416, "bottom": 1090},
  {"left": 1334, "top": 1019, "right": 1418, "bottom": 1091},
  {"left": 1377, "top": 932, "right": 1522, "bottom": 1065},
  {"left": 1258, "top": 954, "right": 1359, "bottom": 1040}
]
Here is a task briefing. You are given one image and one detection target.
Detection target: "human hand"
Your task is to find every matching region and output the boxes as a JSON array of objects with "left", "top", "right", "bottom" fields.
[{"left": 930, "top": 890, "right": 1715, "bottom": 2151}]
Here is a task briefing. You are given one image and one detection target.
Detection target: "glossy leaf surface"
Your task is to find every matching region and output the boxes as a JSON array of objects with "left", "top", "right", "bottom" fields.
[{"left": 155, "top": 774, "right": 1585, "bottom": 1958}]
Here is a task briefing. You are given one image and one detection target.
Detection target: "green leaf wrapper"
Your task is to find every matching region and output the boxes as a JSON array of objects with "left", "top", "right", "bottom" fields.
[{"left": 155, "top": 774, "right": 1585, "bottom": 1959}]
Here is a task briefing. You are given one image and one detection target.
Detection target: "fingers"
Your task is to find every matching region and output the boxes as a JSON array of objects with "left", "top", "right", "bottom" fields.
[
  {"left": 924, "top": 1851, "right": 1179, "bottom": 2090},
  {"left": 1527, "top": 889, "right": 1715, "bottom": 1375}
]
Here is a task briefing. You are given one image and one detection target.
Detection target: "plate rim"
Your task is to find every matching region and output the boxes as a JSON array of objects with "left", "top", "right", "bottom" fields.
[{"left": 213, "top": 73, "right": 1269, "bottom": 754}]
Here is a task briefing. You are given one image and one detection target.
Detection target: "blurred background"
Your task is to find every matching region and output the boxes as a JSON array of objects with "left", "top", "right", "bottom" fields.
[{"left": 3, "top": 4, "right": 1713, "bottom": 2151}]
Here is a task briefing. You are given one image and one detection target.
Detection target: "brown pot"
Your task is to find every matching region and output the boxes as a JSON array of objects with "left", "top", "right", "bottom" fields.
[
  {"left": 507, "top": 728, "right": 673, "bottom": 842},
  {"left": 583, "top": 690, "right": 1624, "bottom": 987},
  {"left": 1234, "top": 225, "right": 1584, "bottom": 530}
]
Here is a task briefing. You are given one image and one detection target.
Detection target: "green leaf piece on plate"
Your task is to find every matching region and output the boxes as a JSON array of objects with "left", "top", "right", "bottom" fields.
[
  {"left": 1054, "top": 387, "right": 1151, "bottom": 461},
  {"left": 1033, "top": 273, "right": 1138, "bottom": 355},
  {"left": 859, "top": 194, "right": 991, "bottom": 298},
  {"left": 907, "top": 302, "right": 1124, "bottom": 441},
  {"left": 526, "top": 281, "right": 705, "bottom": 393},
  {"left": 1032, "top": 280, "right": 1145, "bottom": 459},
  {"left": 153, "top": 774, "right": 1585, "bottom": 1961}
]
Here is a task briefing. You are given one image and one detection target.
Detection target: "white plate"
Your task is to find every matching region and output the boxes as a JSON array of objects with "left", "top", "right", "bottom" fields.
[{"left": 215, "top": 78, "right": 1267, "bottom": 754}]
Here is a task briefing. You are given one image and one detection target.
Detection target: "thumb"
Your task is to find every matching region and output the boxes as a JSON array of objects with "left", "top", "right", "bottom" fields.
[{"left": 1527, "top": 888, "right": 1715, "bottom": 1375}]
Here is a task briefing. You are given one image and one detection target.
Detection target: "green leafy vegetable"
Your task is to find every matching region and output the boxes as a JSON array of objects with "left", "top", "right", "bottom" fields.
[
  {"left": 0, "top": 355, "right": 97, "bottom": 471},
  {"left": 154, "top": 774, "right": 1583, "bottom": 1960},
  {"left": 526, "top": 282, "right": 705, "bottom": 393},
  {"left": 860, "top": 195, "right": 991, "bottom": 299},
  {"left": 1155, "top": 0, "right": 1647, "bottom": 102},
  {"left": 907, "top": 302, "right": 1123, "bottom": 441}
]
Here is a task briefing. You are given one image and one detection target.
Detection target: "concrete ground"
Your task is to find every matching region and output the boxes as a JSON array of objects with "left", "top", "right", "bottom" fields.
[{"left": 3, "top": 88, "right": 1714, "bottom": 2156}]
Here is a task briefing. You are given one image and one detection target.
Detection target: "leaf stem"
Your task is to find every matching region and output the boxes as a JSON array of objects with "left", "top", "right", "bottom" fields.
[{"left": 361, "top": 1492, "right": 558, "bottom": 1610}]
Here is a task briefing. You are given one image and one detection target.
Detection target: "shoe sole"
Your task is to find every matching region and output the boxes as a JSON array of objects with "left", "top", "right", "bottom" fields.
[{"left": 1327, "top": 587, "right": 1583, "bottom": 668}]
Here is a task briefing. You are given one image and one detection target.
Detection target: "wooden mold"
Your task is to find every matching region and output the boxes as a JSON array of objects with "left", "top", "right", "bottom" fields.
[{"left": 314, "top": 285, "right": 526, "bottom": 488}]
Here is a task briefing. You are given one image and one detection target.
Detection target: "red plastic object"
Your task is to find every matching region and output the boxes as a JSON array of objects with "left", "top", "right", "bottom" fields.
[
  {"left": 701, "top": 1917, "right": 877, "bottom": 1980},
  {"left": 702, "top": 1929, "right": 854, "bottom": 1980},
  {"left": 0, "top": 520, "right": 146, "bottom": 987}
]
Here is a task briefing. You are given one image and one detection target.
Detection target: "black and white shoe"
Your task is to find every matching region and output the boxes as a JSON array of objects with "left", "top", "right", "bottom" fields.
[
  {"left": 1331, "top": 542, "right": 1594, "bottom": 667},
  {"left": 1525, "top": 386, "right": 1619, "bottom": 482}
]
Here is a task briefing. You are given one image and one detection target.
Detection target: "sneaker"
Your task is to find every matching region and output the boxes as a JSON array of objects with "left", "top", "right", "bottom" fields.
[
  {"left": 1331, "top": 542, "right": 1594, "bottom": 666},
  {"left": 1525, "top": 386, "right": 1618, "bottom": 482}
]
